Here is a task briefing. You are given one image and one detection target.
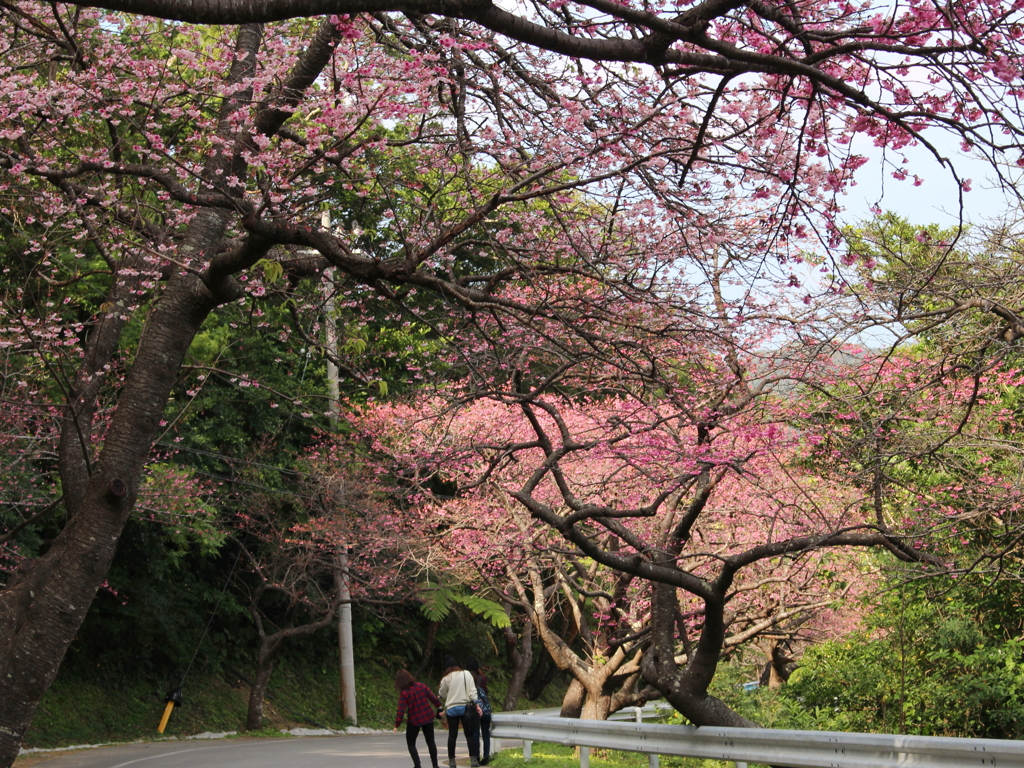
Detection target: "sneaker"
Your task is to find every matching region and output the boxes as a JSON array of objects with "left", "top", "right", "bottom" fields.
[{"left": 470, "top": 761, "right": 479, "bottom": 768}]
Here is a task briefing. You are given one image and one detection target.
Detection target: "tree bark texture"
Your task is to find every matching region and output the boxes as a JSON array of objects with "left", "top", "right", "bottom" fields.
[
  {"left": 524, "top": 648, "right": 557, "bottom": 702},
  {"left": 247, "top": 637, "right": 283, "bottom": 730},
  {"left": 559, "top": 679, "right": 586, "bottom": 719}
]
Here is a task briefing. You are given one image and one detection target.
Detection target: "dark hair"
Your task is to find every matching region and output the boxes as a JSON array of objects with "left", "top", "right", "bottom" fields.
[
  {"left": 441, "top": 655, "right": 460, "bottom": 678},
  {"left": 395, "top": 669, "right": 416, "bottom": 691},
  {"left": 465, "top": 656, "right": 488, "bottom": 692}
]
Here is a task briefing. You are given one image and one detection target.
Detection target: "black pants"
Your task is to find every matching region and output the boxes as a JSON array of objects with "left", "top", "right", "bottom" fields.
[
  {"left": 479, "top": 714, "right": 491, "bottom": 760},
  {"left": 406, "top": 721, "right": 438, "bottom": 768},
  {"left": 446, "top": 713, "right": 479, "bottom": 762}
]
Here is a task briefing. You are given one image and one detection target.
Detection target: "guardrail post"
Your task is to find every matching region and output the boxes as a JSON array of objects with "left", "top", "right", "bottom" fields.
[
  {"left": 734, "top": 762, "right": 747, "bottom": 768},
  {"left": 637, "top": 706, "right": 659, "bottom": 767},
  {"left": 523, "top": 740, "right": 532, "bottom": 761},
  {"left": 579, "top": 746, "right": 589, "bottom": 768}
]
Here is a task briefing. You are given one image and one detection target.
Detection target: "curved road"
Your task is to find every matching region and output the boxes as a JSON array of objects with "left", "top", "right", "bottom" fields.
[{"left": 19, "top": 734, "right": 483, "bottom": 768}]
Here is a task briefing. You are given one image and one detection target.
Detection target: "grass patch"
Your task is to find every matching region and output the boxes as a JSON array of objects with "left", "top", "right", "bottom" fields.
[
  {"left": 22, "top": 673, "right": 249, "bottom": 747},
  {"left": 232, "top": 728, "right": 295, "bottom": 739},
  {"left": 489, "top": 743, "right": 769, "bottom": 768},
  {"left": 20, "top": 654, "right": 404, "bottom": 750}
]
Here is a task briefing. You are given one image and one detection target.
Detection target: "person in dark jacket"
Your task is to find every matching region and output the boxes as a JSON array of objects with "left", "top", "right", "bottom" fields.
[
  {"left": 465, "top": 656, "right": 493, "bottom": 765},
  {"left": 394, "top": 669, "right": 442, "bottom": 768}
]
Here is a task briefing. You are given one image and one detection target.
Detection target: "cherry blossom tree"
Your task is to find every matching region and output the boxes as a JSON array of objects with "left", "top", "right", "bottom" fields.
[
  {"left": 229, "top": 438, "right": 428, "bottom": 729},
  {"left": 232, "top": 529, "right": 343, "bottom": 731},
  {"left": 3, "top": 0, "right": 1024, "bottom": 761},
  {"left": 355, "top": 392, "right": 877, "bottom": 725},
  {"left": 790, "top": 336, "right": 1024, "bottom": 577}
]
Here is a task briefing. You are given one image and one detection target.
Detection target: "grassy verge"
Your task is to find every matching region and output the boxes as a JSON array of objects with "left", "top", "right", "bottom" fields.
[
  {"left": 19, "top": 655, "right": 396, "bottom": 751},
  {"left": 22, "top": 673, "right": 248, "bottom": 748},
  {"left": 489, "top": 743, "right": 769, "bottom": 768}
]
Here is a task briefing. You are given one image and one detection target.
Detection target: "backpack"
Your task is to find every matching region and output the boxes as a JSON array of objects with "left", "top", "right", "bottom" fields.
[{"left": 477, "top": 684, "right": 492, "bottom": 716}]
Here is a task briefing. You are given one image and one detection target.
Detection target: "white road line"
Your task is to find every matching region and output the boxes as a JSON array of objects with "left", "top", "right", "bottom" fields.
[{"left": 109, "top": 747, "right": 226, "bottom": 768}]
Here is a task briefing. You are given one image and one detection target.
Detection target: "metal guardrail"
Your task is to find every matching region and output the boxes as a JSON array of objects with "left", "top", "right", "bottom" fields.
[
  {"left": 490, "top": 713, "right": 1024, "bottom": 768},
  {"left": 503, "top": 702, "right": 672, "bottom": 722}
]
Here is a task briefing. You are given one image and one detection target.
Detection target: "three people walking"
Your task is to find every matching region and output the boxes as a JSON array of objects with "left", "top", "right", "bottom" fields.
[{"left": 394, "top": 655, "right": 491, "bottom": 768}]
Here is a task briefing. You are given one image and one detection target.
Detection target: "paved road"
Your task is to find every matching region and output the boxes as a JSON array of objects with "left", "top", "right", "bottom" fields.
[{"left": 19, "top": 733, "right": 485, "bottom": 768}]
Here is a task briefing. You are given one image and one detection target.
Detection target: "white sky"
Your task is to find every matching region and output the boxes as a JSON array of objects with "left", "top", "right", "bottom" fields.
[{"left": 838, "top": 131, "right": 1021, "bottom": 229}]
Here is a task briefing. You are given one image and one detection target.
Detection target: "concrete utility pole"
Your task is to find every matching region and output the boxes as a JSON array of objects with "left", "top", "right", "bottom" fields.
[
  {"left": 322, "top": 210, "right": 358, "bottom": 725},
  {"left": 334, "top": 547, "right": 357, "bottom": 724}
]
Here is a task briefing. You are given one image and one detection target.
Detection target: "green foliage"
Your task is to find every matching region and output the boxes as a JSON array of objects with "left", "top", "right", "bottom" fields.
[
  {"left": 452, "top": 595, "right": 512, "bottom": 629},
  {"left": 139, "top": 464, "right": 226, "bottom": 560},
  {"left": 23, "top": 653, "right": 406, "bottom": 748},
  {"left": 254, "top": 258, "right": 285, "bottom": 285},
  {"left": 419, "top": 585, "right": 511, "bottom": 628},
  {"left": 844, "top": 212, "right": 963, "bottom": 300},
  {"left": 187, "top": 323, "right": 233, "bottom": 365},
  {"left": 419, "top": 586, "right": 452, "bottom": 624},
  {"left": 169, "top": 301, "right": 329, "bottom": 466},
  {"left": 61, "top": 517, "right": 249, "bottom": 683},
  {"left": 777, "top": 575, "right": 1024, "bottom": 738},
  {"left": 842, "top": 211, "right": 1024, "bottom": 355}
]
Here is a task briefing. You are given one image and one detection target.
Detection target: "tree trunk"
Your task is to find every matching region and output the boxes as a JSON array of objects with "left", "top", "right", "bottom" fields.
[
  {"left": 241, "top": 579, "right": 339, "bottom": 732},
  {"left": 642, "top": 581, "right": 759, "bottom": 729},
  {"left": 415, "top": 621, "right": 439, "bottom": 679},
  {"left": 768, "top": 642, "right": 795, "bottom": 688},
  {"left": 501, "top": 617, "right": 533, "bottom": 711},
  {"left": 0, "top": 274, "right": 220, "bottom": 766},
  {"left": 581, "top": 693, "right": 610, "bottom": 721},
  {"left": 247, "top": 644, "right": 279, "bottom": 730},
  {"left": 560, "top": 678, "right": 585, "bottom": 718},
  {"left": 524, "top": 648, "right": 558, "bottom": 702}
]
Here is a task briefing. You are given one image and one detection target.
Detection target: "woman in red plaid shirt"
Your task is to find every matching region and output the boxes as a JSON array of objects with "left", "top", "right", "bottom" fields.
[{"left": 394, "top": 669, "right": 442, "bottom": 768}]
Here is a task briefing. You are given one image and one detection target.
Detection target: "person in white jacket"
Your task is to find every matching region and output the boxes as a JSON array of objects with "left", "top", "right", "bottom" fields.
[{"left": 438, "top": 655, "right": 481, "bottom": 768}]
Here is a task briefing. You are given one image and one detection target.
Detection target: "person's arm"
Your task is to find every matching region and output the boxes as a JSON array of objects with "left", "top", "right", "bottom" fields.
[
  {"left": 438, "top": 674, "right": 450, "bottom": 703},
  {"left": 394, "top": 689, "right": 407, "bottom": 731}
]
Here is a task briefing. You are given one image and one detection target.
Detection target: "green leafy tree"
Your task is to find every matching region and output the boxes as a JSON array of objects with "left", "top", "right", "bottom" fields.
[{"left": 783, "top": 572, "right": 1024, "bottom": 739}]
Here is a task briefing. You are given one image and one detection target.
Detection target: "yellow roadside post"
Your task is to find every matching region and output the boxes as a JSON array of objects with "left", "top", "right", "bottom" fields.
[{"left": 158, "top": 688, "right": 184, "bottom": 733}]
